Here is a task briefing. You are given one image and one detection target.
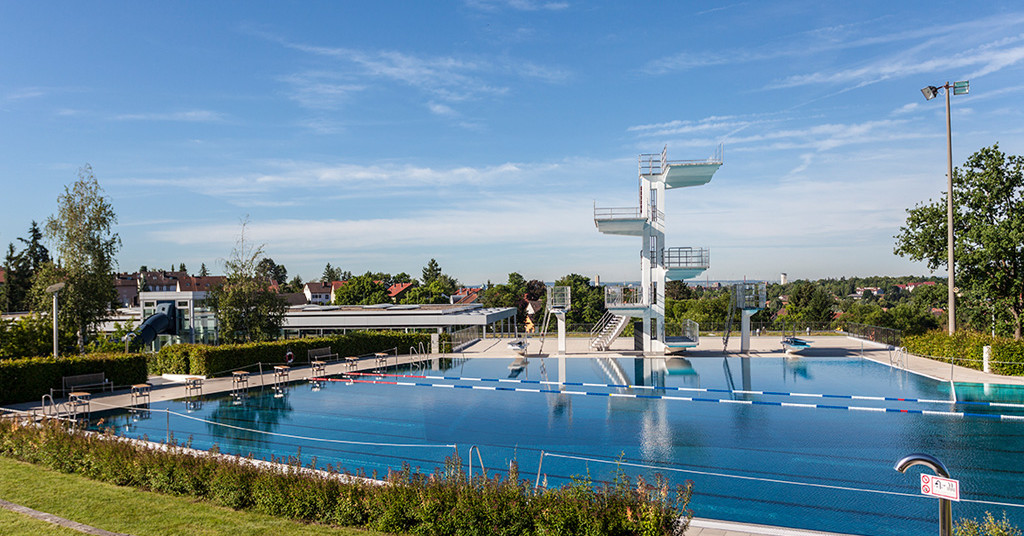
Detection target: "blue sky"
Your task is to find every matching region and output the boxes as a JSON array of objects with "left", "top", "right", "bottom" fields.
[{"left": 2, "top": 1, "right": 1023, "bottom": 286}]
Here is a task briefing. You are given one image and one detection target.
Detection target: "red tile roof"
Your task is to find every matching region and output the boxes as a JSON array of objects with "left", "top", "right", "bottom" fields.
[{"left": 387, "top": 282, "right": 414, "bottom": 297}]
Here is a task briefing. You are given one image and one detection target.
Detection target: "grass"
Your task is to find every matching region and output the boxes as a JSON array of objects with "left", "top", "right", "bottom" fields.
[
  {"left": 0, "top": 507, "right": 82, "bottom": 536},
  {"left": 0, "top": 456, "right": 381, "bottom": 536}
]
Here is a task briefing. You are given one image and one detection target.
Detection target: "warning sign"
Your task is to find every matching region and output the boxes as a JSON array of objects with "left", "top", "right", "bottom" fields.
[{"left": 921, "top": 474, "right": 960, "bottom": 502}]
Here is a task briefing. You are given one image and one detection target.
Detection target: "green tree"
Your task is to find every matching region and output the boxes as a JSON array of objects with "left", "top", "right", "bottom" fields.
[
  {"left": 0, "top": 313, "right": 75, "bottom": 359},
  {"left": 256, "top": 257, "right": 288, "bottom": 285},
  {"left": 1, "top": 221, "right": 51, "bottom": 313},
  {"left": 332, "top": 272, "right": 389, "bottom": 305},
  {"left": 421, "top": 258, "right": 442, "bottom": 285},
  {"left": 553, "top": 274, "right": 605, "bottom": 325},
  {"left": 787, "top": 282, "right": 835, "bottom": 324},
  {"left": 895, "top": 144, "right": 1024, "bottom": 338},
  {"left": 198, "top": 263, "right": 209, "bottom": 277},
  {"left": 322, "top": 262, "right": 342, "bottom": 283},
  {"left": 36, "top": 165, "right": 120, "bottom": 353},
  {"left": 207, "top": 221, "right": 287, "bottom": 343}
]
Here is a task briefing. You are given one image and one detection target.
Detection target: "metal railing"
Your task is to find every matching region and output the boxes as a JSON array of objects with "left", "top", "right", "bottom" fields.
[
  {"left": 734, "top": 282, "right": 766, "bottom": 310},
  {"left": 593, "top": 205, "right": 642, "bottom": 220},
  {"left": 547, "top": 286, "right": 571, "bottom": 310},
  {"left": 638, "top": 145, "right": 668, "bottom": 175},
  {"left": 638, "top": 144, "right": 724, "bottom": 176},
  {"left": 681, "top": 319, "right": 699, "bottom": 342},
  {"left": 605, "top": 285, "right": 643, "bottom": 308},
  {"left": 846, "top": 322, "right": 902, "bottom": 348},
  {"left": 663, "top": 247, "right": 710, "bottom": 269}
]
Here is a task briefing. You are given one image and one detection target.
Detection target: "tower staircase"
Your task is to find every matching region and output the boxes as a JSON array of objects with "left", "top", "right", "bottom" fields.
[{"left": 590, "top": 311, "right": 630, "bottom": 351}]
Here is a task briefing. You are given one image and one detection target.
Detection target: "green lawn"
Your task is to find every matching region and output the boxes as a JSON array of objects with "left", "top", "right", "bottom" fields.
[
  {"left": 0, "top": 507, "right": 83, "bottom": 536},
  {"left": 0, "top": 457, "right": 379, "bottom": 536}
]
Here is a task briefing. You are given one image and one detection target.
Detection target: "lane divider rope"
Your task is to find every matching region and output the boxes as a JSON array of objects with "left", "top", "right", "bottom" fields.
[
  {"left": 539, "top": 452, "right": 1024, "bottom": 510},
  {"left": 312, "top": 376, "right": 1024, "bottom": 422},
  {"left": 334, "top": 371, "right": 1024, "bottom": 410}
]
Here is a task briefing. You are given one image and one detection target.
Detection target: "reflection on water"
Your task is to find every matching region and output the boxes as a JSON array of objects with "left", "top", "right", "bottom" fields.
[{"left": 205, "top": 387, "right": 294, "bottom": 453}]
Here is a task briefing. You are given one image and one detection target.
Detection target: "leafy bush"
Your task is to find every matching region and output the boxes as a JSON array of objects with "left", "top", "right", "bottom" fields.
[
  {"left": 904, "top": 330, "right": 1024, "bottom": 376},
  {"left": 0, "top": 420, "right": 692, "bottom": 536},
  {"left": 956, "top": 512, "right": 1021, "bottom": 536},
  {"left": 0, "top": 352, "right": 148, "bottom": 404},
  {"left": 149, "top": 331, "right": 431, "bottom": 377}
]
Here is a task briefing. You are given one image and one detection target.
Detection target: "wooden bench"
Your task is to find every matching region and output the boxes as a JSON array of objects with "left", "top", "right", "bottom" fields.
[
  {"left": 307, "top": 347, "right": 338, "bottom": 363},
  {"left": 61, "top": 372, "right": 112, "bottom": 396}
]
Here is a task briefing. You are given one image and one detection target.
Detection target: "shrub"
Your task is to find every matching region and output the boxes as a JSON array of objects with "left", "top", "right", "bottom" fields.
[
  {"left": 146, "top": 331, "right": 431, "bottom": 377},
  {"left": 0, "top": 420, "right": 693, "bottom": 536},
  {"left": 904, "top": 330, "right": 1024, "bottom": 376},
  {"left": 956, "top": 512, "right": 1022, "bottom": 536},
  {"left": 0, "top": 352, "right": 148, "bottom": 404}
]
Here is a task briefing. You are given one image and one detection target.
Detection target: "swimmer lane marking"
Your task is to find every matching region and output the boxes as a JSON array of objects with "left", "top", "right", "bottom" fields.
[
  {"left": 336, "top": 371, "right": 1024, "bottom": 410},
  {"left": 312, "top": 378, "right": 1024, "bottom": 421},
  {"left": 88, "top": 399, "right": 455, "bottom": 449},
  {"left": 539, "top": 453, "right": 1024, "bottom": 510}
]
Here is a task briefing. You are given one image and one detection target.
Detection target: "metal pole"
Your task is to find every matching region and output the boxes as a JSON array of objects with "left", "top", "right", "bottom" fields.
[
  {"left": 52, "top": 292, "right": 59, "bottom": 359},
  {"left": 945, "top": 81, "right": 956, "bottom": 334},
  {"left": 895, "top": 453, "right": 953, "bottom": 536}
]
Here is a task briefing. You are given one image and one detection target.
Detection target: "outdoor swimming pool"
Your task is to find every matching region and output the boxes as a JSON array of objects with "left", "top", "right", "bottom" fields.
[{"left": 97, "top": 355, "right": 1024, "bottom": 536}]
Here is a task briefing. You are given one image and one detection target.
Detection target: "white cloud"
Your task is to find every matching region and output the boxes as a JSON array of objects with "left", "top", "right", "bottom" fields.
[
  {"left": 113, "top": 110, "right": 226, "bottom": 122},
  {"left": 464, "top": 0, "right": 569, "bottom": 12}
]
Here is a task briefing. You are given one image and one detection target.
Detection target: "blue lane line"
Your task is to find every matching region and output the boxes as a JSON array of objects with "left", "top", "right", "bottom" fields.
[
  {"left": 333, "top": 376, "right": 1024, "bottom": 421},
  {"left": 380, "top": 373, "right": 1024, "bottom": 409}
]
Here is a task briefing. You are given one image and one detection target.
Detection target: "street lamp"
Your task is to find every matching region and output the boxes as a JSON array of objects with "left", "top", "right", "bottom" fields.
[
  {"left": 45, "top": 282, "right": 65, "bottom": 359},
  {"left": 921, "top": 80, "right": 969, "bottom": 334}
]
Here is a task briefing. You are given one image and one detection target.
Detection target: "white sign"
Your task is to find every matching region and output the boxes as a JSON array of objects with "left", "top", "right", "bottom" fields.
[{"left": 921, "top": 474, "right": 960, "bottom": 502}]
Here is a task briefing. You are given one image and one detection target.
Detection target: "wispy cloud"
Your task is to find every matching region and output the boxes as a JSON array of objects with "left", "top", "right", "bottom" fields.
[
  {"left": 770, "top": 38, "right": 1024, "bottom": 89},
  {"left": 464, "top": 0, "right": 569, "bottom": 12},
  {"left": 643, "top": 12, "right": 1024, "bottom": 78},
  {"left": 113, "top": 110, "right": 226, "bottom": 122},
  {"left": 4, "top": 87, "right": 47, "bottom": 101}
]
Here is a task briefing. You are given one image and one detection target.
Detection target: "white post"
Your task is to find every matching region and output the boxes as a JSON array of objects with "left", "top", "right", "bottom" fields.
[
  {"left": 740, "top": 310, "right": 753, "bottom": 353},
  {"left": 556, "top": 312, "right": 567, "bottom": 355},
  {"left": 52, "top": 292, "right": 59, "bottom": 359},
  {"left": 983, "top": 345, "right": 991, "bottom": 374}
]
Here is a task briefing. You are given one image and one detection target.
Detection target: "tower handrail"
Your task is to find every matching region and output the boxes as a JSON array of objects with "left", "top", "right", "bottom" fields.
[
  {"left": 593, "top": 205, "right": 643, "bottom": 220},
  {"left": 663, "top": 247, "right": 710, "bottom": 269},
  {"left": 605, "top": 285, "right": 643, "bottom": 308},
  {"left": 589, "top": 310, "right": 616, "bottom": 346}
]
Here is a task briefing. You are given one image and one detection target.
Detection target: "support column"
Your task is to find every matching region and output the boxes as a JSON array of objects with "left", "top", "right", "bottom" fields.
[
  {"left": 556, "top": 312, "right": 567, "bottom": 355},
  {"left": 740, "top": 309, "right": 754, "bottom": 353}
]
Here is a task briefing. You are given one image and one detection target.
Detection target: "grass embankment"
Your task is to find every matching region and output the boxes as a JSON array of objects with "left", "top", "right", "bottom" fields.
[
  {"left": 0, "top": 457, "right": 371, "bottom": 536},
  {"left": 0, "top": 506, "right": 81, "bottom": 536}
]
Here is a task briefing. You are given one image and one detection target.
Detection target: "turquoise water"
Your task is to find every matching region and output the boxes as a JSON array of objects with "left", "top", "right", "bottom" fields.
[{"left": 97, "top": 356, "right": 1024, "bottom": 536}]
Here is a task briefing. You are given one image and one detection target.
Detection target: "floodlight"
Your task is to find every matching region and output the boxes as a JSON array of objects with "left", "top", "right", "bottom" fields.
[{"left": 921, "top": 86, "right": 940, "bottom": 100}]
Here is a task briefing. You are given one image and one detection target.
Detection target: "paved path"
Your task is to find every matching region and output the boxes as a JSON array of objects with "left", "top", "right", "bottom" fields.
[{"left": 0, "top": 498, "right": 133, "bottom": 535}]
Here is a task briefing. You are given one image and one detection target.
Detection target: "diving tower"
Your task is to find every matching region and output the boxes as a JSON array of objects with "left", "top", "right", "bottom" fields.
[
  {"left": 593, "top": 145, "right": 722, "bottom": 354},
  {"left": 723, "top": 282, "right": 767, "bottom": 353}
]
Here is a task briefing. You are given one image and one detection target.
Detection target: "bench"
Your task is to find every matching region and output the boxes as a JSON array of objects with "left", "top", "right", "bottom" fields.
[
  {"left": 61, "top": 372, "right": 112, "bottom": 396},
  {"left": 307, "top": 347, "right": 338, "bottom": 363}
]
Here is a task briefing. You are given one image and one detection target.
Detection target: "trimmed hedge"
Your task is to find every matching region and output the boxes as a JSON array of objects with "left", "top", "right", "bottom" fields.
[
  {"left": 152, "top": 331, "right": 433, "bottom": 376},
  {"left": 903, "top": 330, "right": 1024, "bottom": 376},
  {"left": 0, "top": 352, "right": 148, "bottom": 405},
  {"left": 0, "top": 420, "right": 693, "bottom": 536}
]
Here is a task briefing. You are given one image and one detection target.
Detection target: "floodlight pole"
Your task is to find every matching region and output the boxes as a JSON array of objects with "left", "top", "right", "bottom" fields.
[
  {"left": 45, "top": 282, "right": 66, "bottom": 359},
  {"left": 944, "top": 82, "right": 955, "bottom": 335},
  {"left": 922, "top": 81, "right": 967, "bottom": 334}
]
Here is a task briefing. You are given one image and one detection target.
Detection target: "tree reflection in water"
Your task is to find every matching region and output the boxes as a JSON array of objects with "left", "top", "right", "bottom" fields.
[{"left": 205, "top": 386, "right": 294, "bottom": 454}]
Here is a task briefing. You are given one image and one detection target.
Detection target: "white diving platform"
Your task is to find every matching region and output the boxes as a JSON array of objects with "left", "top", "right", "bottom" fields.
[
  {"left": 664, "top": 247, "right": 710, "bottom": 281},
  {"left": 782, "top": 336, "right": 812, "bottom": 354}
]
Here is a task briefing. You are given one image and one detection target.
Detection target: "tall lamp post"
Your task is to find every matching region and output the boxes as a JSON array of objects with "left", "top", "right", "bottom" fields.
[
  {"left": 45, "top": 282, "right": 65, "bottom": 359},
  {"left": 921, "top": 80, "right": 969, "bottom": 334}
]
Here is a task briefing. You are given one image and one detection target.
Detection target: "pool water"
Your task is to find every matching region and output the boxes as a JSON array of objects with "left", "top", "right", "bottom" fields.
[{"left": 97, "top": 356, "right": 1024, "bottom": 536}]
